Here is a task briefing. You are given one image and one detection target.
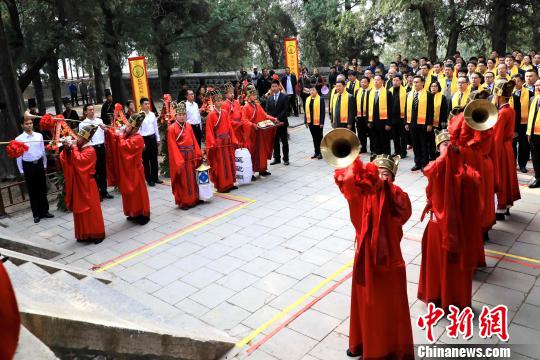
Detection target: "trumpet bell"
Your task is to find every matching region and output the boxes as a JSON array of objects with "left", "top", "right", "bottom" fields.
[
  {"left": 463, "top": 99, "right": 498, "bottom": 131},
  {"left": 320, "top": 128, "right": 360, "bottom": 168},
  {"left": 23, "top": 110, "right": 36, "bottom": 122}
]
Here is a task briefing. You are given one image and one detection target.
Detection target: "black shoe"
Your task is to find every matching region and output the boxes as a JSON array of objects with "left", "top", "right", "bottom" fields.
[
  {"left": 519, "top": 166, "right": 528, "bottom": 173},
  {"left": 317, "top": 154, "right": 323, "bottom": 160},
  {"left": 100, "top": 195, "right": 103, "bottom": 202},
  {"left": 505, "top": 208, "right": 510, "bottom": 216},
  {"left": 483, "top": 232, "right": 489, "bottom": 242},
  {"left": 103, "top": 193, "right": 114, "bottom": 199},
  {"left": 411, "top": 165, "right": 421, "bottom": 171},
  {"left": 94, "top": 238, "right": 104, "bottom": 245},
  {"left": 496, "top": 213, "right": 505, "bottom": 221},
  {"left": 43, "top": 213, "right": 54, "bottom": 218},
  {"left": 529, "top": 179, "right": 540, "bottom": 188},
  {"left": 33, "top": 217, "right": 40, "bottom": 223},
  {"left": 154, "top": 179, "right": 164, "bottom": 184},
  {"left": 127, "top": 216, "right": 135, "bottom": 221},
  {"left": 284, "top": 161, "right": 290, "bottom": 166},
  {"left": 230, "top": 185, "right": 238, "bottom": 191},
  {"left": 260, "top": 171, "right": 271, "bottom": 176},
  {"left": 346, "top": 349, "right": 361, "bottom": 357},
  {"left": 148, "top": 182, "right": 155, "bottom": 187},
  {"left": 270, "top": 160, "right": 281, "bottom": 165},
  {"left": 136, "top": 216, "right": 150, "bottom": 225},
  {"left": 311, "top": 154, "right": 318, "bottom": 159},
  {"left": 251, "top": 175, "right": 257, "bottom": 181}
]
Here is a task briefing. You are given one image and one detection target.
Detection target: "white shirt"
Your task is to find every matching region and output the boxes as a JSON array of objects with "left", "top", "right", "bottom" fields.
[
  {"left": 286, "top": 76, "right": 294, "bottom": 95},
  {"left": 79, "top": 117, "right": 105, "bottom": 145},
  {"left": 139, "top": 111, "right": 160, "bottom": 141},
  {"left": 186, "top": 101, "right": 201, "bottom": 126},
  {"left": 15, "top": 131, "right": 47, "bottom": 174}
]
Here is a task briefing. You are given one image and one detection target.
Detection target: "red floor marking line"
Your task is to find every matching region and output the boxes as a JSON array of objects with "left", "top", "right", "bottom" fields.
[
  {"left": 246, "top": 271, "right": 353, "bottom": 355},
  {"left": 90, "top": 195, "right": 247, "bottom": 271}
]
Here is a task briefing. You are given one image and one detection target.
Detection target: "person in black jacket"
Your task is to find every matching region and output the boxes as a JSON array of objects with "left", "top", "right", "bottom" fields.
[
  {"left": 304, "top": 79, "right": 325, "bottom": 159},
  {"left": 390, "top": 75, "right": 408, "bottom": 158},
  {"left": 332, "top": 79, "right": 356, "bottom": 130},
  {"left": 281, "top": 67, "right": 298, "bottom": 117},
  {"left": 512, "top": 73, "right": 534, "bottom": 173},
  {"left": 100, "top": 89, "right": 115, "bottom": 125},
  {"left": 266, "top": 80, "right": 290, "bottom": 165},
  {"left": 366, "top": 75, "right": 393, "bottom": 155},
  {"left": 405, "top": 76, "right": 435, "bottom": 171}
]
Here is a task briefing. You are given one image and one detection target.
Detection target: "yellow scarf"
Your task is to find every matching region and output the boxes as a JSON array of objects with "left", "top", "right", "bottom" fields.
[
  {"left": 509, "top": 89, "right": 530, "bottom": 125},
  {"left": 329, "top": 87, "right": 336, "bottom": 115},
  {"left": 452, "top": 89, "right": 470, "bottom": 108},
  {"left": 391, "top": 86, "right": 406, "bottom": 118},
  {"left": 520, "top": 64, "right": 533, "bottom": 72},
  {"left": 356, "top": 88, "right": 369, "bottom": 117},
  {"left": 509, "top": 66, "right": 519, "bottom": 77},
  {"left": 368, "top": 87, "right": 388, "bottom": 121},
  {"left": 527, "top": 95, "right": 540, "bottom": 135},
  {"left": 433, "top": 92, "right": 443, "bottom": 127},
  {"left": 442, "top": 76, "right": 457, "bottom": 95},
  {"left": 496, "top": 74, "right": 510, "bottom": 81},
  {"left": 346, "top": 79, "right": 360, "bottom": 94},
  {"left": 406, "top": 89, "right": 428, "bottom": 125},
  {"left": 333, "top": 91, "right": 350, "bottom": 124},
  {"left": 305, "top": 95, "right": 321, "bottom": 125},
  {"left": 367, "top": 79, "right": 375, "bottom": 89}
]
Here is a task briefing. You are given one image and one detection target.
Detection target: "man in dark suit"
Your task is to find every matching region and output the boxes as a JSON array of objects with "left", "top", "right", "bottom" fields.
[
  {"left": 267, "top": 80, "right": 290, "bottom": 165},
  {"left": 332, "top": 79, "right": 356, "bottom": 130},
  {"left": 100, "top": 89, "right": 115, "bottom": 125},
  {"left": 512, "top": 73, "right": 534, "bottom": 173},
  {"left": 366, "top": 74, "right": 394, "bottom": 155},
  {"left": 281, "top": 67, "right": 298, "bottom": 117}
]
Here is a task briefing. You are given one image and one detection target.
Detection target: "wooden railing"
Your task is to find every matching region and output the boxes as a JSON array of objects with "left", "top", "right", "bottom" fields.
[{"left": 0, "top": 173, "right": 60, "bottom": 218}]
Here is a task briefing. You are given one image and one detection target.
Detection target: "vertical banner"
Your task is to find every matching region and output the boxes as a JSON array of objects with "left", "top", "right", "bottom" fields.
[
  {"left": 128, "top": 56, "right": 151, "bottom": 112},
  {"left": 283, "top": 37, "right": 300, "bottom": 77}
]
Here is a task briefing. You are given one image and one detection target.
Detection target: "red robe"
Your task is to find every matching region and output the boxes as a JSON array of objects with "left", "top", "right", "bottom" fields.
[
  {"left": 60, "top": 145, "right": 105, "bottom": 242},
  {"left": 418, "top": 147, "right": 480, "bottom": 309},
  {"left": 493, "top": 104, "right": 521, "bottom": 210},
  {"left": 206, "top": 108, "right": 238, "bottom": 192},
  {"left": 241, "top": 101, "right": 277, "bottom": 173},
  {"left": 105, "top": 130, "right": 119, "bottom": 187},
  {"left": 111, "top": 131, "right": 151, "bottom": 222},
  {"left": 0, "top": 262, "right": 20, "bottom": 360},
  {"left": 335, "top": 158, "right": 414, "bottom": 360},
  {"left": 223, "top": 98, "right": 251, "bottom": 147},
  {"left": 167, "top": 121, "right": 202, "bottom": 208}
]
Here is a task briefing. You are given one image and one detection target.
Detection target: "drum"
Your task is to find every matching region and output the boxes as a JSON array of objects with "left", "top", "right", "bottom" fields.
[
  {"left": 321, "top": 85, "right": 329, "bottom": 95},
  {"left": 235, "top": 148, "right": 253, "bottom": 185}
]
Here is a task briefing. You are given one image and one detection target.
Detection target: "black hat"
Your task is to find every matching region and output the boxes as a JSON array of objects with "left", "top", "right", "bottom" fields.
[
  {"left": 105, "top": 89, "right": 112, "bottom": 96},
  {"left": 348, "top": 70, "right": 357, "bottom": 77},
  {"left": 27, "top": 98, "right": 36, "bottom": 108}
]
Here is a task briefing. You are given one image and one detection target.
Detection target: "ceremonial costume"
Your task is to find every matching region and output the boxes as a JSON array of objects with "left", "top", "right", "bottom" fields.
[
  {"left": 418, "top": 130, "right": 480, "bottom": 309},
  {"left": 405, "top": 89, "right": 434, "bottom": 169},
  {"left": 168, "top": 102, "right": 203, "bottom": 209},
  {"left": 0, "top": 261, "right": 20, "bottom": 360},
  {"left": 367, "top": 86, "right": 393, "bottom": 155},
  {"left": 109, "top": 112, "right": 150, "bottom": 225},
  {"left": 206, "top": 94, "right": 238, "bottom": 192},
  {"left": 335, "top": 156, "right": 413, "bottom": 360},
  {"left": 60, "top": 125, "right": 105, "bottom": 243}
]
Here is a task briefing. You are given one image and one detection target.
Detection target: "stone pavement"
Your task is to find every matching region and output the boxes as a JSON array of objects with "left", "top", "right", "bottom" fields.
[{"left": 2, "top": 118, "right": 540, "bottom": 360}]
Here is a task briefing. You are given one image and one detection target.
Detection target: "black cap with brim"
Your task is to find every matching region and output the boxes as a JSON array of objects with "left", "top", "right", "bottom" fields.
[{"left": 28, "top": 98, "right": 37, "bottom": 108}]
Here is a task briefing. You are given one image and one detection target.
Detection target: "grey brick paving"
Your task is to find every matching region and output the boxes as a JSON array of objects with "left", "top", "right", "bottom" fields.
[{"left": 2, "top": 119, "right": 540, "bottom": 360}]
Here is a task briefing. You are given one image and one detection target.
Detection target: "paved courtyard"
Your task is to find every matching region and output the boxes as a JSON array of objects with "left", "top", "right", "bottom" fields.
[{"left": 3, "top": 118, "right": 540, "bottom": 359}]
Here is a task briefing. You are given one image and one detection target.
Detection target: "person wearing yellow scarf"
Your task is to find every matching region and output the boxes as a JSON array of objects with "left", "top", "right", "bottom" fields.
[
  {"left": 404, "top": 75, "right": 435, "bottom": 171},
  {"left": 504, "top": 55, "right": 522, "bottom": 77},
  {"left": 511, "top": 74, "right": 533, "bottom": 173},
  {"left": 520, "top": 55, "right": 533, "bottom": 72},
  {"left": 496, "top": 63, "right": 511, "bottom": 81},
  {"left": 442, "top": 64, "right": 458, "bottom": 99},
  {"left": 527, "top": 80, "right": 540, "bottom": 188},
  {"left": 304, "top": 81, "right": 325, "bottom": 159},
  {"left": 356, "top": 77, "right": 371, "bottom": 153},
  {"left": 332, "top": 79, "right": 355, "bottom": 130},
  {"left": 329, "top": 74, "right": 346, "bottom": 122},
  {"left": 367, "top": 74, "right": 394, "bottom": 155},
  {"left": 482, "top": 71, "right": 495, "bottom": 94},
  {"left": 390, "top": 75, "right": 408, "bottom": 158},
  {"left": 451, "top": 76, "right": 471, "bottom": 109},
  {"left": 346, "top": 70, "right": 360, "bottom": 95},
  {"left": 429, "top": 81, "right": 449, "bottom": 160}
]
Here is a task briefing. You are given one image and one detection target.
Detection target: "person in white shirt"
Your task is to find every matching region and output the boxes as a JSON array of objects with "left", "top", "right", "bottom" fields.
[
  {"left": 16, "top": 117, "right": 54, "bottom": 223},
  {"left": 185, "top": 90, "right": 203, "bottom": 147},
  {"left": 280, "top": 67, "right": 298, "bottom": 117},
  {"left": 79, "top": 104, "right": 113, "bottom": 200},
  {"left": 139, "top": 97, "right": 163, "bottom": 186}
]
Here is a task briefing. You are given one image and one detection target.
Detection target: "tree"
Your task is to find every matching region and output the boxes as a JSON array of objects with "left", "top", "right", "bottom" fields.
[{"left": 410, "top": 1, "right": 438, "bottom": 61}]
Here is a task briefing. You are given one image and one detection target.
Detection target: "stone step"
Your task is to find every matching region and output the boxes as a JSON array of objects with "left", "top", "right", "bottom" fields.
[
  {"left": 0, "top": 225, "right": 62, "bottom": 260},
  {"left": 19, "top": 262, "right": 52, "bottom": 281},
  {"left": 14, "top": 326, "right": 59, "bottom": 360}
]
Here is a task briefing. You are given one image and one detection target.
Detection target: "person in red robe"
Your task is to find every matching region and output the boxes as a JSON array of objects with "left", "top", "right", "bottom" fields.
[
  {"left": 108, "top": 111, "right": 151, "bottom": 224},
  {"left": 205, "top": 89, "right": 239, "bottom": 193},
  {"left": 492, "top": 79, "right": 521, "bottom": 220},
  {"left": 167, "top": 101, "right": 203, "bottom": 209},
  {"left": 60, "top": 125, "right": 106, "bottom": 243},
  {"left": 223, "top": 82, "right": 252, "bottom": 148},
  {"left": 334, "top": 150, "right": 413, "bottom": 359},
  {"left": 0, "top": 260, "right": 20, "bottom": 360},
  {"left": 418, "top": 129, "right": 480, "bottom": 310},
  {"left": 241, "top": 84, "right": 279, "bottom": 179}
]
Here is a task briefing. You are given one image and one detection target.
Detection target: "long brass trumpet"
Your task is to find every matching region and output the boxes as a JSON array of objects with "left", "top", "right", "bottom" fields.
[
  {"left": 449, "top": 89, "right": 498, "bottom": 131},
  {"left": 320, "top": 128, "right": 360, "bottom": 168}
]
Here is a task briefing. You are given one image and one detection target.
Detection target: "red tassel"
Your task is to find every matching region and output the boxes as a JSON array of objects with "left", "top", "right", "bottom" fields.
[
  {"left": 39, "top": 114, "right": 56, "bottom": 133},
  {"left": 6, "top": 140, "right": 29, "bottom": 158},
  {"left": 114, "top": 103, "right": 123, "bottom": 112}
]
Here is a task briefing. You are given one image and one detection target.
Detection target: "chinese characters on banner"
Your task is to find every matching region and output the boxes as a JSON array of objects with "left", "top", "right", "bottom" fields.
[
  {"left": 283, "top": 37, "right": 300, "bottom": 78},
  {"left": 417, "top": 303, "right": 509, "bottom": 343},
  {"left": 128, "top": 56, "right": 151, "bottom": 112}
]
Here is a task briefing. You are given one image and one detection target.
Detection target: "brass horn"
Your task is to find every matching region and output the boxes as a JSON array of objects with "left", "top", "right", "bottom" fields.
[
  {"left": 320, "top": 128, "right": 360, "bottom": 168},
  {"left": 463, "top": 99, "right": 498, "bottom": 131}
]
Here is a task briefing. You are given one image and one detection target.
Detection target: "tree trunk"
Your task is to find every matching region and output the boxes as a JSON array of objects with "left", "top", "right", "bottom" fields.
[
  {"left": 93, "top": 61, "right": 105, "bottom": 104},
  {"left": 47, "top": 55, "right": 63, "bottom": 115},
  {"left": 155, "top": 43, "right": 173, "bottom": 95},
  {"left": 0, "top": 15, "right": 24, "bottom": 179},
  {"left": 445, "top": 0, "right": 461, "bottom": 59},
  {"left": 265, "top": 37, "right": 279, "bottom": 69},
  {"left": 193, "top": 60, "right": 202, "bottom": 73},
  {"left": 490, "top": 0, "right": 510, "bottom": 53},
  {"left": 416, "top": 4, "right": 437, "bottom": 61},
  {"left": 32, "top": 71, "right": 46, "bottom": 114}
]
